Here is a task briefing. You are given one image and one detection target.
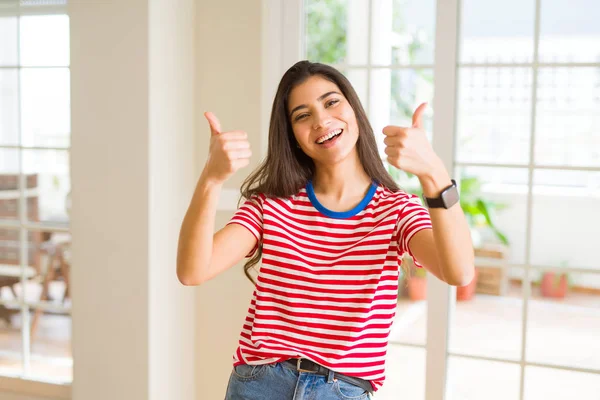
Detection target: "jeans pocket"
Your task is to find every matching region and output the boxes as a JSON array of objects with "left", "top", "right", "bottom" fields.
[
  {"left": 333, "top": 379, "right": 369, "bottom": 400},
  {"left": 232, "top": 363, "right": 269, "bottom": 382}
]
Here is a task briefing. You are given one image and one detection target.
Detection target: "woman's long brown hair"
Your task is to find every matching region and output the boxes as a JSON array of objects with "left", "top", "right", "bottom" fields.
[{"left": 240, "top": 60, "right": 400, "bottom": 284}]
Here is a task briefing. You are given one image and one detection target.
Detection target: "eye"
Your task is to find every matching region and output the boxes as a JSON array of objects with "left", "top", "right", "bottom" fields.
[
  {"left": 294, "top": 113, "right": 309, "bottom": 122},
  {"left": 325, "top": 98, "right": 340, "bottom": 107}
]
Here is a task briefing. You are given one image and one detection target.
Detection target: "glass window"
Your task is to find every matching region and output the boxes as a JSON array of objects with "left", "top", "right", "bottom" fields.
[
  {"left": 304, "top": 1, "right": 600, "bottom": 397},
  {"left": 0, "top": 12, "right": 72, "bottom": 385}
]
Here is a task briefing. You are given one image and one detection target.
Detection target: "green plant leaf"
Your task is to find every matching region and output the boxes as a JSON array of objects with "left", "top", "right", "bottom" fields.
[
  {"left": 491, "top": 228, "right": 509, "bottom": 246},
  {"left": 459, "top": 177, "right": 481, "bottom": 198},
  {"left": 475, "top": 199, "right": 509, "bottom": 245},
  {"left": 475, "top": 199, "right": 493, "bottom": 224}
]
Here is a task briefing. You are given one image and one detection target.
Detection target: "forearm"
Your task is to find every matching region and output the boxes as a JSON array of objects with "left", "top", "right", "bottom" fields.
[
  {"left": 176, "top": 170, "right": 222, "bottom": 285},
  {"left": 419, "top": 164, "right": 475, "bottom": 286}
]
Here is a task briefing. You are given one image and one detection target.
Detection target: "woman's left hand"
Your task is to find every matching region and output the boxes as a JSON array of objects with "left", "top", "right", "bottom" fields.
[{"left": 383, "top": 103, "right": 444, "bottom": 179}]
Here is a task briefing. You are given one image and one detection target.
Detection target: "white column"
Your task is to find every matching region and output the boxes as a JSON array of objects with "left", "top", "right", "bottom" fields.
[
  {"left": 425, "top": 0, "right": 460, "bottom": 399},
  {"left": 148, "top": 0, "right": 196, "bottom": 399},
  {"left": 370, "top": 0, "right": 393, "bottom": 66},
  {"left": 261, "top": 0, "right": 304, "bottom": 158},
  {"left": 347, "top": 0, "right": 369, "bottom": 65},
  {"left": 69, "top": 0, "right": 196, "bottom": 399},
  {"left": 369, "top": 0, "right": 393, "bottom": 155},
  {"left": 346, "top": 0, "right": 370, "bottom": 113}
]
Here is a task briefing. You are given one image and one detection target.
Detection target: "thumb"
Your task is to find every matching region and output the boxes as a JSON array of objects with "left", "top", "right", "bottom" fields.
[
  {"left": 412, "top": 102, "right": 428, "bottom": 129},
  {"left": 204, "top": 111, "right": 222, "bottom": 136}
]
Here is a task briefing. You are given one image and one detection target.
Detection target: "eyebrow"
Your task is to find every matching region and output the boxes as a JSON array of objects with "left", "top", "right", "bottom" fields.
[{"left": 289, "top": 91, "right": 341, "bottom": 118}]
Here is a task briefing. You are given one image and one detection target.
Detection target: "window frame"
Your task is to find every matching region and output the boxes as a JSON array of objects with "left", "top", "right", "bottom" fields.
[
  {"left": 0, "top": 1, "right": 72, "bottom": 396},
  {"left": 278, "top": 1, "right": 600, "bottom": 399}
]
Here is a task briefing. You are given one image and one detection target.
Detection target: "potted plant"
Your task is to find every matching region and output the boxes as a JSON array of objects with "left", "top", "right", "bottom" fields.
[
  {"left": 540, "top": 262, "right": 571, "bottom": 299},
  {"left": 398, "top": 255, "right": 427, "bottom": 301},
  {"left": 458, "top": 176, "right": 509, "bottom": 249},
  {"left": 456, "top": 176, "right": 509, "bottom": 300},
  {"left": 456, "top": 268, "right": 480, "bottom": 301},
  {"left": 540, "top": 272, "right": 570, "bottom": 299}
]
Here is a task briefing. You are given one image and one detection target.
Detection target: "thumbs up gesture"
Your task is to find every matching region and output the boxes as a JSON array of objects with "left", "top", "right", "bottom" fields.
[
  {"left": 203, "top": 112, "right": 252, "bottom": 184},
  {"left": 382, "top": 103, "right": 443, "bottom": 179}
]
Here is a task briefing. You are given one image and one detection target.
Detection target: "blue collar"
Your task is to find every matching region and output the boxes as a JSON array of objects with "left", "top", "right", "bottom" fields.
[{"left": 306, "top": 181, "right": 378, "bottom": 219}]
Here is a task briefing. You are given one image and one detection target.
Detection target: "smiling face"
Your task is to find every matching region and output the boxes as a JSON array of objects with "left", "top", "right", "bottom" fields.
[{"left": 287, "top": 75, "right": 360, "bottom": 166}]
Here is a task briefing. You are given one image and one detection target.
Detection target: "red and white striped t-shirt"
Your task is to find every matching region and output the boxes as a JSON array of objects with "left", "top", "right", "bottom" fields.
[{"left": 226, "top": 181, "right": 432, "bottom": 391}]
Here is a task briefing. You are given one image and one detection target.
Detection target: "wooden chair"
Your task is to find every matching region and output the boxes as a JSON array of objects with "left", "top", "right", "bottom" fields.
[
  {"left": 30, "top": 234, "right": 71, "bottom": 337},
  {"left": 0, "top": 174, "right": 43, "bottom": 326},
  {"left": 0, "top": 264, "right": 38, "bottom": 324}
]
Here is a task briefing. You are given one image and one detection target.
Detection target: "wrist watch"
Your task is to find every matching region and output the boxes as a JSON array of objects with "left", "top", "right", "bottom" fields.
[{"left": 422, "top": 179, "right": 459, "bottom": 209}]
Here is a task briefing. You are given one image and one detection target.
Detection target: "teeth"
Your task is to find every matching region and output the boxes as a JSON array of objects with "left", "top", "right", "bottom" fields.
[{"left": 316, "top": 129, "right": 342, "bottom": 144}]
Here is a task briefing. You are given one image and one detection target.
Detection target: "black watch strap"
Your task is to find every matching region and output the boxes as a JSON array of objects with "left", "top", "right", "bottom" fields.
[
  {"left": 423, "top": 179, "right": 459, "bottom": 209},
  {"left": 423, "top": 194, "right": 446, "bottom": 208}
]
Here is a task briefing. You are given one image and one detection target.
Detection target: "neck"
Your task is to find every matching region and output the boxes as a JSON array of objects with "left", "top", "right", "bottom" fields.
[{"left": 312, "top": 150, "right": 372, "bottom": 201}]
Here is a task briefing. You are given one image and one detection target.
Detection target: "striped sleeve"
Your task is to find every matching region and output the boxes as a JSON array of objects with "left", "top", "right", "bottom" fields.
[
  {"left": 226, "top": 194, "right": 264, "bottom": 257},
  {"left": 396, "top": 193, "right": 432, "bottom": 268}
]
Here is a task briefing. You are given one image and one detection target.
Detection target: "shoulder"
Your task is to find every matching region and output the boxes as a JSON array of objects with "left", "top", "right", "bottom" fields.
[
  {"left": 370, "top": 185, "right": 428, "bottom": 223},
  {"left": 237, "top": 192, "right": 267, "bottom": 213},
  {"left": 374, "top": 184, "right": 423, "bottom": 207},
  {"left": 244, "top": 188, "right": 306, "bottom": 208},
  {"left": 260, "top": 186, "right": 307, "bottom": 203}
]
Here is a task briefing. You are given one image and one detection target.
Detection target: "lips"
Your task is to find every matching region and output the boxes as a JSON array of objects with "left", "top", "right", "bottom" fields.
[{"left": 315, "top": 129, "right": 343, "bottom": 144}]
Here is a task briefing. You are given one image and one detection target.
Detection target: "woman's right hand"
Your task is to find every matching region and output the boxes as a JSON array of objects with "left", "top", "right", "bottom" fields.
[{"left": 203, "top": 112, "right": 252, "bottom": 184}]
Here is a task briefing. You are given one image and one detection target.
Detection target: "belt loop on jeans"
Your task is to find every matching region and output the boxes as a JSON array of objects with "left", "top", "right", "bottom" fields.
[
  {"left": 296, "top": 358, "right": 318, "bottom": 373},
  {"left": 286, "top": 358, "right": 373, "bottom": 394},
  {"left": 327, "top": 369, "right": 335, "bottom": 383}
]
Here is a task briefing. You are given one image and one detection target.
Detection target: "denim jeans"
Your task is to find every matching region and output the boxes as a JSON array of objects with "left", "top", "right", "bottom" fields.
[{"left": 224, "top": 361, "right": 372, "bottom": 400}]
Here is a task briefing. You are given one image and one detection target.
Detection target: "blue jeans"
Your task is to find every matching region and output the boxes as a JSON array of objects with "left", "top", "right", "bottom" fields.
[{"left": 225, "top": 361, "right": 372, "bottom": 400}]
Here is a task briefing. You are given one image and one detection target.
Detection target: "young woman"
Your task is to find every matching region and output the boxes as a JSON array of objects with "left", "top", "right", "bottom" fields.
[{"left": 177, "top": 61, "right": 474, "bottom": 399}]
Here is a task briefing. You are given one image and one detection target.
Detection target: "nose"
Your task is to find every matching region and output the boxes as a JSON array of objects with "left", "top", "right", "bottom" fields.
[{"left": 312, "top": 109, "right": 332, "bottom": 131}]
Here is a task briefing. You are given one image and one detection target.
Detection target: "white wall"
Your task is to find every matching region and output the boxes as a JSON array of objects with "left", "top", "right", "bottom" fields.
[
  {"left": 194, "top": 1, "right": 263, "bottom": 399},
  {"left": 69, "top": 0, "right": 196, "bottom": 399},
  {"left": 70, "top": 0, "right": 150, "bottom": 397}
]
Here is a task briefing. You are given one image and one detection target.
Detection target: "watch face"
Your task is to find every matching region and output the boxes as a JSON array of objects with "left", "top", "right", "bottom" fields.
[{"left": 441, "top": 186, "right": 460, "bottom": 208}]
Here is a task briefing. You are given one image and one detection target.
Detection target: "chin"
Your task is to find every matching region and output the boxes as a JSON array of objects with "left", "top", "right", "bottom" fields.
[{"left": 316, "top": 147, "right": 356, "bottom": 166}]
